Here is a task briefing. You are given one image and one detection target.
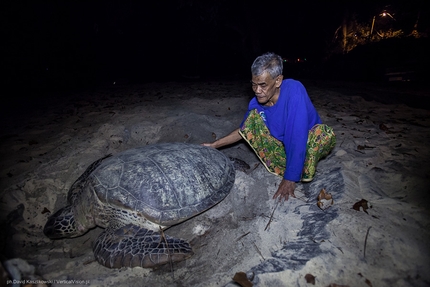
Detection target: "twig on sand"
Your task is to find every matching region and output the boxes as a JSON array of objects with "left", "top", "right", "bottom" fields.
[
  {"left": 364, "top": 226, "right": 372, "bottom": 259},
  {"left": 251, "top": 162, "right": 260, "bottom": 172},
  {"left": 159, "top": 226, "right": 174, "bottom": 278},
  {"left": 83, "top": 259, "right": 96, "bottom": 265},
  {"left": 236, "top": 231, "right": 250, "bottom": 241},
  {"left": 252, "top": 241, "right": 265, "bottom": 261},
  {"left": 264, "top": 200, "right": 279, "bottom": 231}
]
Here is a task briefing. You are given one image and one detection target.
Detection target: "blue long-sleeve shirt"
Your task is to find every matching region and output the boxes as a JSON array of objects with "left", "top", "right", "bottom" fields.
[{"left": 241, "top": 79, "right": 321, "bottom": 181}]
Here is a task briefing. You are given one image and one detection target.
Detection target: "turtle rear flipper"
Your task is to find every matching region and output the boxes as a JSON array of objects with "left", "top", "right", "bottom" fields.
[{"left": 93, "top": 224, "right": 193, "bottom": 268}]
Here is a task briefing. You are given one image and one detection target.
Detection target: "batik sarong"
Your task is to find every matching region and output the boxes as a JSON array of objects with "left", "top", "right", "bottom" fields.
[{"left": 239, "top": 109, "right": 336, "bottom": 181}]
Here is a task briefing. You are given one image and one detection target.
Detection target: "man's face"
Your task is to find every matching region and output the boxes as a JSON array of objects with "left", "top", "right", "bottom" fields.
[{"left": 251, "top": 71, "right": 282, "bottom": 106}]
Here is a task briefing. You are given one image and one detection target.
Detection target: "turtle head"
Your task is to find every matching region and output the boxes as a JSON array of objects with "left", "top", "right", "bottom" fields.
[{"left": 43, "top": 205, "right": 86, "bottom": 239}]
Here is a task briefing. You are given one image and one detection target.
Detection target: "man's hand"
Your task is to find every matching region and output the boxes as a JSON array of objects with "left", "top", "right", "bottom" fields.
[
  {"left": 201, "top": 128, "right": 242, "bottom": 149},
  {"left": 273, "top": 179, "right": 296, "bottom": 202},
  {"left": 201, "top": 142, "right": 216, "bottom": 148}
]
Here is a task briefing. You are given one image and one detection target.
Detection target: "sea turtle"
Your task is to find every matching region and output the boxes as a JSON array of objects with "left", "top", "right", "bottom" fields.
[{"left": 43, "top": 143, "right": 236, "bottom": 268}]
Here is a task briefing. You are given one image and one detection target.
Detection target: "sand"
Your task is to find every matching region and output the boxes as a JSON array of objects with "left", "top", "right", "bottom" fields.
[{"left": 1, "top": 80, "right": 429, "bottom": 287}]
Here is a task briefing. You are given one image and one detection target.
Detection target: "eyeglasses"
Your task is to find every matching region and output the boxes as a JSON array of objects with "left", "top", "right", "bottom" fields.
[{"left": 250, "top": 75, "right": 280, "bottom": 91}]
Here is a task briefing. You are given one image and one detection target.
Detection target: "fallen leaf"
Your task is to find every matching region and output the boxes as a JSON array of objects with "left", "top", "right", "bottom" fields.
[
  {"left": 305, "top": 273, "right": 315, "bottom": 284},
  {"left": 352, "top": 199, "right": 370, "bottom": 214},
  {"left": 41, "top": 207, "right": 51, "bottom": 214},
  {"left": 233, "top": 272, "right": 253, "bottom": 287},
  {"left": 212, "top": 132, "right": 217, "bottom": 139},
  {"left": 318, "top": 188, "right": 332, "bottom": 200},
  {"left": 317, "top": 189, "right": 334, "bottom": 210},
  {"left": 317, "top": 199, "right": 333, "bottom": 210}
]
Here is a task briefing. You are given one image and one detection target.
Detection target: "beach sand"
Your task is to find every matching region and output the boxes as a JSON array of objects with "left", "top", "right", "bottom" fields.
[{"left": 1, "top": 80, "right": 429, "bottom": 287}]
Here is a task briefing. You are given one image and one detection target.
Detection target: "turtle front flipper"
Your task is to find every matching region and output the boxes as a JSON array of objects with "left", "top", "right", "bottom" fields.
[{"left": 93, "top": 224, "right": 193, "bottom": 268}]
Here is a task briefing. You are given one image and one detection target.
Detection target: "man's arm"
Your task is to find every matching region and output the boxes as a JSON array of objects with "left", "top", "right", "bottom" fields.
[{"left": 202, "top": 128, "right": 242, "bottom": 149}]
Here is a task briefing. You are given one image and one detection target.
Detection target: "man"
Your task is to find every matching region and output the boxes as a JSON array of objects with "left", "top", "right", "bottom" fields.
[{"left": 203, "top": 52, "right": 336, "bottom": 202}]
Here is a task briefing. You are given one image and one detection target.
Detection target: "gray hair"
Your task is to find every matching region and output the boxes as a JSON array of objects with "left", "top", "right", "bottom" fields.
[{"left": 251, "top": 52, "right": 283, "bottom": 78}]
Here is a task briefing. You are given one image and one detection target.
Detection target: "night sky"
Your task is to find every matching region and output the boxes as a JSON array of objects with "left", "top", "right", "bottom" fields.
[{"left": 2, "top": 0, "right": 430, "bottom": 90}]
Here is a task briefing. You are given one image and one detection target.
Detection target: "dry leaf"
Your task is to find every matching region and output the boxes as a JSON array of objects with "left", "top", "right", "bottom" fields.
[
  {"left": 41, "top": 207, "right": 51, "bottom": 214},
  {"left": 352, "top": 199, "right": 370, "bottom": 214},
  {"left": 317, "top": 189, "right": 334, "bottom": 210},
  {"left": 305, "top": 273, "right": 315, "bottom": 284},
  {"left": 318, "top": 188, "right": 332, "bottom": 200},
  {"left": 233, "top": 272, "right": 253, "bottom": 287}
]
